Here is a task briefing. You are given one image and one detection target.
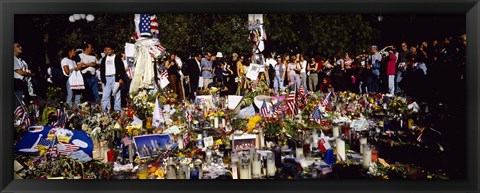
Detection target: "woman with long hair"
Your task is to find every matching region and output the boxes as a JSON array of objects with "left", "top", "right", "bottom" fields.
[
  {"left": 165, "top": 53, "right": 184, "bottom": 100},
  {"left": 61, "top": 46, "right": 83, "bottom": 108}
]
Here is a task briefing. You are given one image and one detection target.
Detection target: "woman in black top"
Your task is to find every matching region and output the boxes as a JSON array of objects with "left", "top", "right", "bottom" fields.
[{"left": 227, "top": 54, "right": 239, "bottom": 95}]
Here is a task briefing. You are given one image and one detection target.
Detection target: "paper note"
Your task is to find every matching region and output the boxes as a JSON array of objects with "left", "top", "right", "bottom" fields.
[{"left": 227, "top": 95, "right": 243, "bottom": 110}]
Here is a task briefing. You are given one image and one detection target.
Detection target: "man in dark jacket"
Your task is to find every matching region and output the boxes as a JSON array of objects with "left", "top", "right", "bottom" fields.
[
  {"left": 100, "top": 45, "right": 126, "bottom": 112},
  {"left": 182, "top": 52, "right": 202, "bottom": 100}
]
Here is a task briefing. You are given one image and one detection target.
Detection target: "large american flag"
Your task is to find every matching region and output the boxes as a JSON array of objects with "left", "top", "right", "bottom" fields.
[
  {"left": 286, "top": 89, "right": 298, "bottom": 115},
  {"left": 260, "top": 99, "right": 269, "bottom": 117},
  {"left": 57, "top": 142, "right": 80, "bottom": 156},
  {"left": 309, "top": 105, "right": 323, "bottom": 124},
  {"left": 322, "top": 92, "right": 333, "bottom": 107}
]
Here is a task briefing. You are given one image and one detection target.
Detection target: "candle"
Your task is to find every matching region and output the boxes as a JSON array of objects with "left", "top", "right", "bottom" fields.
[
  {"left": 266, "top": 152, "right": 276, "bottom": 178},
  {"left": 259, "top": 129, "right": 265, "bottom": 149},
  {"left": 128, "top": 144, "right": 133, "bottom": 163},
  {"left": 336, "top": 139, "right": 345, "bottom": 162},
  {"left": 222, "top": 118, "right": 226, "bottom": 128},
  {"left": 333, "top": 126, "right": 340, "bottom": 138},
  {"left": 312, "top": 129, "right": 318, "bottom": 146},
  {"left": 371, "top": 147, "right": 378, "bottom": 162},
  {"left": 239, "top": 156, "right": 251, "bottom": 179},
  {"left": 167, "top": 165, "right": 177, "bottom": 179},
  {"left": 252, "top": 153, "right": 262, "bottom": 179},
  {"left": 214, "top": 117, "right": 219, "bottom": 129},
  {"left": 362, "top": 145, "right": 372, "bottom": 169},
  {"left": 178, "top": 135, "right": 184, "bottom": 150},
  {"left": 231, "top": 163, "right": 239, "bottom": 179},
  {"left": 359, "top": 137, "right": 367, "bottom": 153}
]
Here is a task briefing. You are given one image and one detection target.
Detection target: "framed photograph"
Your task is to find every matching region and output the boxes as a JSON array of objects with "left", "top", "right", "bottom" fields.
[
  {"left": 232, "top": 134, "right": 258, "bottom": 150},
  {"left": 133, "top": 134, "right": 171, "bottom": 159}
]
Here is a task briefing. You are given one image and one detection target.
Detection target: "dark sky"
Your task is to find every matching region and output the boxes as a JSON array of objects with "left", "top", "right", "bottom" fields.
[{"left": 377, "top": 14, "right": 465, "bottom": 46}]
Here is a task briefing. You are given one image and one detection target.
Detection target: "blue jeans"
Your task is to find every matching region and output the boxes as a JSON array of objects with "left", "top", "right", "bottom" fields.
[
  {"left": 66, "top": 81, "right": 81, "bottom": 108},
  {"left": 273, "top": 75, "right": 284, "bottom": 93},
  {"left": 102, "top": 76, "right": 121, "bottom": 111},
  {"left": 84, "top": 75, "right": 99, "bottom": 104}
]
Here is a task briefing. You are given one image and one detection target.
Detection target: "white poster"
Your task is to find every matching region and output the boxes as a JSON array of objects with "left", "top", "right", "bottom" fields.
[{"left": 246, "top": 63, "right": 261, "bottom": 81}]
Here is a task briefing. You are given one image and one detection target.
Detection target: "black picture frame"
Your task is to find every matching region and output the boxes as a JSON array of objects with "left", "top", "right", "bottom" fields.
[{"left": 1, "top": 0, "right": 478, "bottom": 193}]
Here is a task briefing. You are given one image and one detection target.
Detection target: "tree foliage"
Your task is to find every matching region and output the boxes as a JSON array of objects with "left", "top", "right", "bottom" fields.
[{"left": 26, "top": 14, "right": 376, "bottom": 65}]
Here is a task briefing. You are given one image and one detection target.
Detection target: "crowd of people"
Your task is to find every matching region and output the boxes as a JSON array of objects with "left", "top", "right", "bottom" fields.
[{"left": 13, "top": 34, "right": 466, "bottom": 112}]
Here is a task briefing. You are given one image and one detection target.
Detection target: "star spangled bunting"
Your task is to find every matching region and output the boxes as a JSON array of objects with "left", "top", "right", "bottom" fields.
[
  {"left": 260, "top": 99, "right": 269, "bottom": 117},
  {"left": 309, "top": 105, "right": 323, "bottom": 124},
  {"left": 57, "top": 142, "right": 80, "bottom": 156}
]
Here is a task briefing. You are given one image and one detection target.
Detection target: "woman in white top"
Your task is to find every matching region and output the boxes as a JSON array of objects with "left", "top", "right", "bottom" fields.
[
  {"left": 299, "top": 54, "right": 308, "bottom": 93},
  {"left": 287, "top": 55, "right": 301, "bottom": 89},
  {"left": 61, "top": 46, "right": 83, "bottom": 108}
]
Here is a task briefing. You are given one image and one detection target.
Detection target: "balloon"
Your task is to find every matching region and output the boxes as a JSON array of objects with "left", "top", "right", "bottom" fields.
[
  {"left": 86, "top": 14, "right": 94, "bottom": 22},
  {"left": 80, "top": 14, "right": 86, "bottom": 19},
  {"left": 69, "top": 16, "right": 75, "bottom": 23},
  {"left": 73, "top": 14, "right": 81, "bottom": 20}
]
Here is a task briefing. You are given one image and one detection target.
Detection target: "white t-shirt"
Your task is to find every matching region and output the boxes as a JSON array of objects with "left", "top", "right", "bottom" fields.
[
  {"left": 300, "top": 60, "right": 307, "bottom": 73},
  {"left": 79, "top": 53, "right": 98, "bottom": 75},
  {"left": 105, "top": 55, "right": 116, "bottom": 76},
  {"left": 61, "top": 57, "right": 76, "bottom": 77},
  {"left": 14, "top": 56, "right": 27, "bottom": 79}
]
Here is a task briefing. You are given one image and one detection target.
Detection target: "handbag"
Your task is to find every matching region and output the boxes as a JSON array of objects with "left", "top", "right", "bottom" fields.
[{"left": 69, "top": 71, "right": 85, "bottom": 90}]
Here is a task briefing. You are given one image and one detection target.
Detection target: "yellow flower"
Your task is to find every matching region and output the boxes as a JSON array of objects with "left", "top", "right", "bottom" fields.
[{"left": 215, "top": 139, "right": 223, "bottom": 145}]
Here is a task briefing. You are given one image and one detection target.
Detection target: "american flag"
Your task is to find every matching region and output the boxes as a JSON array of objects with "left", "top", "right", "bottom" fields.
[
  {"left": 322, "top": 92, "right": 333, "bottom": 107},
  {"left": 139, "top": 14, "right": 152, "bottom": 37},
  {"left": 21, "top": 112, "right": 31, "bottom": 131},
  {"left": 38, "top": 137, "right": 52, "bottom": 147},
  {"left": 57, "top": 142, "right": 80, "bottom": 156},
  {"left": 160, "top": 70, "right": 169, "bottom": 79},
  {"left": 260, "top": 99, "right": 269, "bottom": 117},
  {"left": 298, "top": 85, "right": 306, "bottom": 100},
  {"left": 53, "top": 108, "right": 66, "bottom": 128},
  {"left": 309, "top": 105, "right": 323, "bottom": 124},
  {"left": 183, "top": 132, "right": 190, "bottom": 147},
  {"left": 273, "top": 100, "right": 283, "bottom": 117},
  {"left": 416, "top": 133, "right": 423, "bottom": 142},
  {"left": 286, "top": 89, "right": 298, "bottom": 115},
  {"left": 48, "top": 136, "right": 58, "bottom": 161},
  {"left": 185, "top": 110, "right": 192, "bottom": 123},
  {"left": 150, "top": 15, "right": 159, "bottom": 39},
  {"left": 14, "top": 106, "right": 24, "bottom": 119}
]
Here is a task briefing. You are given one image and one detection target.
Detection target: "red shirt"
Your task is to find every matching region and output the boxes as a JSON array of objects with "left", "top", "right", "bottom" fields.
[{"left": 387, "top": 53, "right": 397, "bottom": 75}]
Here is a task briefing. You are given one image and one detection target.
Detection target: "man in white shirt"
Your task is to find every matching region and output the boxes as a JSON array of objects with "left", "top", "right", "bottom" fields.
[
  {"left": 78, "top": 43, "right": 100, "bottom": 105},
  {"left": 100, "top": 45, "right": 126, "bottom": 112},
  {"left": 13, "top": 42, "right": 36, "bottom": 109}
]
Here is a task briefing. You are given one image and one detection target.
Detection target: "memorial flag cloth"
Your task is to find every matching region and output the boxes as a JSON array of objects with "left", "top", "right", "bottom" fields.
[
  {"left": 309, "top": 105, "right": 323, "bottom": 124},
  {"left": 317, "top": 130, "right": 331, "bottom": 153},
  {"left": 260, "top": 99, "right": 269, "bottom": 117},
  {"left": 286, "top": 88, "right": 298, "bottom": 115},
  {"left": 185, "top": 110, "right": 193, "bottom": 123}
]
